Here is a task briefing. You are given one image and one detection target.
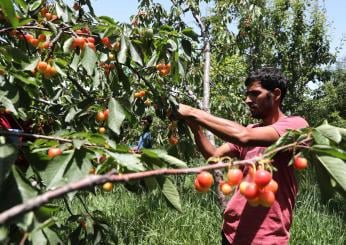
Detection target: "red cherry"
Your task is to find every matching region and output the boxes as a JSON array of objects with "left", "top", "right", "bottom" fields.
[{"left": 254, "top": 170, "right": 272, "bottom": 188}]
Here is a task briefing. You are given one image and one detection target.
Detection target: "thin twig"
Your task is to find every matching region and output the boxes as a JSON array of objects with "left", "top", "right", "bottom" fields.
[{"left": 0, "top": 130, "right": 95, "bottom": 146}]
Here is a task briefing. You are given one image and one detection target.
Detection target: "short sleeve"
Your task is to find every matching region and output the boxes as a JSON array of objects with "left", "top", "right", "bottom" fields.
[
  {"left": 271, "top": 116, "right": 309, "bottom": 137},
  {"left": 228, "top": 143, "right": 243, "bottom": 158}
]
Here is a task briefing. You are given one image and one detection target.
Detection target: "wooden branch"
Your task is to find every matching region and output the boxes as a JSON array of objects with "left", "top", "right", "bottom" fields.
[
  {"left": 0, "top": 130, "right": 95, "bottom": 147},
  {"left": 0, "top": 25, "right": 98, "bottom": 38},
  {"left": 0, "top": 159, "right": 255, "bottom": 224}
]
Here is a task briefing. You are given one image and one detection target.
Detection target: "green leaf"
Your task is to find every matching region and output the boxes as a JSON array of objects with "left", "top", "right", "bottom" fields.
[
  {"left": 55, "top": 1, "right": 68, "bottom": 22},
  {"left": 181, "top": 39, "right": 192, "bottom": 57},
  {"left": 22, "top": 57, "right": 40, "bottom": 71},
  {"left": 314, "top": 157, "right": 335, "bottom": 203},
  {"left": 107, "top": 98, "right": 126, "bottom": 135},
  {"left": 81, "top": 45, "right": 97, "bottom": 76},
  {"left": 161, "top": 177, "right": 182, "bottom": 211},
  {"left": 316, "top": 124, "right": 342, "bottom": 143},
  {"left": 65, "top": 106, "right": 81, "bottom": 123},
  {"left": 312, "top": 145, "right": 346, "bottom": 160},
  {"left": 98, "top": 16, "right": 116, "bottom": 25},
  {"left": 312, "top": 129, "right": 330, "bottom": 145},
  {"left": 0, "top": 0, "right": 19, "bottom": 27},
  {"left": 182, "top": 27, "right": 199, "bottom": 41},
  {"left": 0, "top": 144, "right": 17, "bottom": 191},
  {"left": 0, "top": 91, "right": 18, "bottom": 116},
  {"left": 31, "top": 226, "right": 62, "bottom": 245},
  {"left": 14, "top": 0, "right": 27, "bottom": 11},
  {"left": 0, "top": 226, "right": 9, "bottom": 242},
  {"left": 129, "top": 42, "right": 143, "bottom": 65},
  {"left": 105, "top": 151, "right": 145, "bottom": 172},
  {"left": 64, "top": 149, "right": 93, "bottom": 184},
  {"left": 12, "top": 165, "right": 38, "bottom": 202},
  {"left": 28, "top": 0, "right": 41, "bottom": 12},
  {"left": 29, "top": 150, "right": 75, "bottom": 189},
  {"left": 4, "top": 46, "right": 29, "bottom": 64},
  {"left": 35, "top": 204, "right": 60, "bottom": 222},
  {"left": 316, "top": 155, "right": 346, "bottom": 195},
  {"left": 117, "top": 35, "right": 128, "bottom": 64},
  {"left": 63, "top": 37, "right": 74, "bottom": 53},
  {"left": 70, "top": 53, "right": 81, "bottom": 72},
  {"left": 141, "top": 149, "right": 187, "bottom": 168},
  {"left": 72, "top": 139, "right": 86, "bottom": 150}
]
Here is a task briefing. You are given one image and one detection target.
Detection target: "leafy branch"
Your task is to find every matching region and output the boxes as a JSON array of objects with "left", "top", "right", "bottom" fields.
[{"left": 0, "top": 135, "right": 312, "bottom": 224}]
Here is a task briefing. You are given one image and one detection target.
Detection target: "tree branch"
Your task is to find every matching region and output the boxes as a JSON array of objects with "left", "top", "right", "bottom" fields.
[
  {"left": 0, "top": 135, "right": 311, "bottom": 224},
  {"left": 0, "top": 130, "right": 95, "bottom": 147},
  {"left": 0, "top": 159, "right": 254, "bottom": 224}
]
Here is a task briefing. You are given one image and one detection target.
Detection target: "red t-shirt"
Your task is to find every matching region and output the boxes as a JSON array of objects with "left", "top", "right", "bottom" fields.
[{"left": 223, "top": 116, "right": 309, "bottom": 245}]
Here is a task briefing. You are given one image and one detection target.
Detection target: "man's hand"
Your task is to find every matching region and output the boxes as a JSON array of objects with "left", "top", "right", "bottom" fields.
[{"left": 177, "top": 104, "right": 194, "bottom": 118}]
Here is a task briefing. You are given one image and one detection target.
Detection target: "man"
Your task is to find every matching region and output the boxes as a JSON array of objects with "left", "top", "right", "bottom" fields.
[
  {"left": 133, "top": 115, "right": 153, "bottom": 153},
  {"left": 177, "top": 67, "right": 308, "bottom": 244}
]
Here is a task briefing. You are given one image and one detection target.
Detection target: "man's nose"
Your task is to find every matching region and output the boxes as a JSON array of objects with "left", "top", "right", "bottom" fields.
[{"left": 245, "top": 95, "right": 252, "bottom": 104}]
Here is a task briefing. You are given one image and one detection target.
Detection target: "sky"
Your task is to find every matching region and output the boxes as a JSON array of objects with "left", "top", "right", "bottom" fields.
[{"left": 73, "top": 0, "right": 346, "bottom": 60}]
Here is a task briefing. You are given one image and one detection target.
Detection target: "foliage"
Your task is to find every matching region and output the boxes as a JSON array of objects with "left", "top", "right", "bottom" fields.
[
  {"left": 301, "top": 62, "right": 346, "bottom": 127},
  {"left": 0, "top": 0, "right": 345, "bottom": 243}
]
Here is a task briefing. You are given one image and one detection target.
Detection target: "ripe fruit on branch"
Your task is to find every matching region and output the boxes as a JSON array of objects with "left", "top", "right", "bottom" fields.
[
  {"left": 156, "top": 63, "right": 171, "bottom": 77},
  {"left": 220, "top": 182, "right": 233, "bottom": 195},
  {"left": 227, "top": 168, "right": 243, "bottom": 186},
  {"left": 168, "top": 135, "right": 179, "bottom": 145},
  {"left": 24, "top": 33, "right": 33, "bottom": 41},
  {"left": 86, "top": 37, "right": 95, "bottom": 43},
  {"left": 38, "top": 34, "right": 46, "bottom": 42},
  {"left": 254, "top": 169, "right": 272, "bottom": 188},
  {"left": 98, "top": 127, "right": 106, "bottom": 134},
  {"left": 241, "top": 182, "right": 259, "bottom": 199},
  {"left": 134, "top": 90, "right": 145, "bottom": 98},
  {"left": 96, "top": 111, "right": 106, "bottom": 122},
  {"left": 29, "top": 38, "right": 39, "bottom": 47},
  {"left": 113, "top": 41, "right": 120, "bottom": 51},
  {"left": 72, "top": 37, "right": 85, "bottom": 49},
  {"left": 101, "top": 37, "right": 110, "bottom": 46},
  {"left": 196, "top": 171, "right": 214, "bottom": 189},
  {"left": 36, "top": 61, "right": 48, "bottom": 73},
  {"left": 44, "top": 65, "right": 57, "bottom": 78},
  {"left": 89, "top": 167, "right": 96, "bottom": 175},
  {"left": 45, "top": 12, "right": 52, "bottom": 21},
  {"left": 293, "top": 156, "right": 308, "bottom": 170},
  {"left": 247, "top": 197, "right": 261, "bottom": 207},
  {"left": 259, "top": 190, "right": 275, "bottom": 207},
  {"left": 39, "top": 41, "right": 51, "bottom": 49},
  {"left": 102, "top": 182, "right": 113, "bottom": 191},
  {"left": 103, "top": 109, "right": 109, "bottom": 120},
  {"left": 144, "top": 99, "right": 152, "bottom": 106},
  {"left": 48, "top": 148, "right": 62, "bottom": 158},
  {"left": 263, "top": 179, "right": 278, "bottom": 193},
  {"left": 194, "top": 178, "right": 209, "bottom": 193}
]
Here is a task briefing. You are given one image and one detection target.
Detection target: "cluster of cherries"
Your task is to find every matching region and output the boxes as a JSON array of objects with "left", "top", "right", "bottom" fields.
[
  {"left": 156, "top": 63, "right": 171, "bottom": 77},
  {"left": 96, "top": 108, "right": 109, "bottom": 134},
  {"left": 36, "top": 61, "right": 57, "bottom": 78},
  {"left": 194, "top": 156, "right": 308, "bottom": 208}
]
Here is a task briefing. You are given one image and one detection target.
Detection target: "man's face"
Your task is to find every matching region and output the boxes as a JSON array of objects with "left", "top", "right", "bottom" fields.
[{"left": 244, "top": 80, "right": 275, "bottom": 119}]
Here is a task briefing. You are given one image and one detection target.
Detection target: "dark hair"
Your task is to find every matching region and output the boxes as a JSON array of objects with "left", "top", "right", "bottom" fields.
[
  {"left": 245, "top": 67, "right": 288, "bottom": 103},
  {"left": 141, "top": 115, "right": 153, "bottom": 125}
]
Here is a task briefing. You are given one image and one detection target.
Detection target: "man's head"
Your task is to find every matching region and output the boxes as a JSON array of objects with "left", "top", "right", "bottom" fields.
[
  {"left": 140, "top": 115, "right": 153, "bottom": 128},
  {"left": 244, "top": 67, "right": 288, "bottom": 119}
]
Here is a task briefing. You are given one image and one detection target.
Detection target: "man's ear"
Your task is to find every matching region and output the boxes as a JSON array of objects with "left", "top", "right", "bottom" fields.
[{"left": 273, "top": 88, "right": 282, "bottom": 102}]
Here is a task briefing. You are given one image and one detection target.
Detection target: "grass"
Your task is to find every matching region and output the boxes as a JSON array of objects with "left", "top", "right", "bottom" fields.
[{"left": 56, "top": 172, "right": 346, "bottom": 245}]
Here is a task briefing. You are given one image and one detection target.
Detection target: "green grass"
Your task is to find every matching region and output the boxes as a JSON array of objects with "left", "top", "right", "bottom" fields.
[{"left": 56, "top": 173, "right": 345, "bottom": 245}]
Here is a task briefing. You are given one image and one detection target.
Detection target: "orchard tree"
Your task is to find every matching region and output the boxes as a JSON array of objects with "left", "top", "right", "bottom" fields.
[{"left": 0, "top": 0, "right": 345, "bottom": 244}]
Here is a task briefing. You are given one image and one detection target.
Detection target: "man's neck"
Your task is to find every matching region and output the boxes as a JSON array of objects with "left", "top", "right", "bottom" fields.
[{"left": 262, "top": 109, "right": 285, "bottom": 126}]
